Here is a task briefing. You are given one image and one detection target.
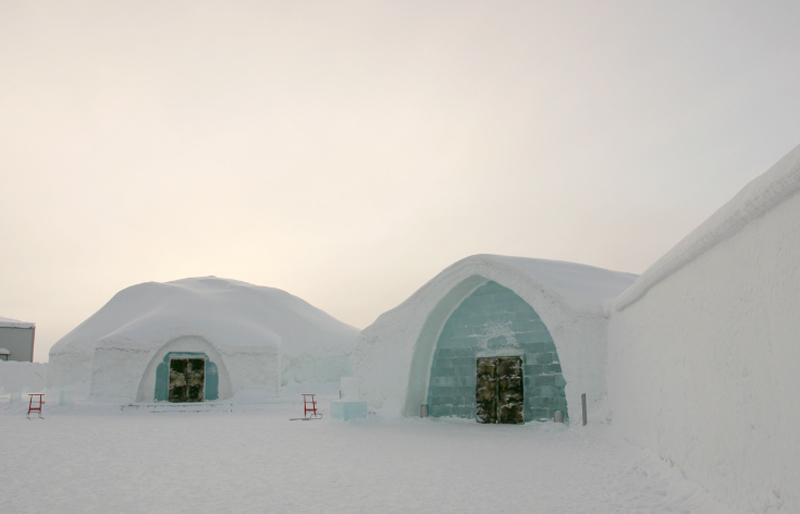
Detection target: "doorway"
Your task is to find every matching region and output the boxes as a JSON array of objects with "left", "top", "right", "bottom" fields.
[
  {"left": 168, "top": 358, "right": 206, "bottom": 402},
  {"left": 476, "top": 356, "right": 524, "bottom": 424}
]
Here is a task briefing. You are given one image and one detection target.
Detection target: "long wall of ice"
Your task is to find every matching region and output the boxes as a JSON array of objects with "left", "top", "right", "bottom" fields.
[{"left": 607, "top": 143, "right": 800, "bottom": 513}]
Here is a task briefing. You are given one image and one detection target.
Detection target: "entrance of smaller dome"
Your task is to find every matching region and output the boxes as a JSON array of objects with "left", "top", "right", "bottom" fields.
[
  {"left": 476, "top": 356, "right": 524, "bottom": 424},
  {"left": 154, "top": 351, "right": 218, "bottom": 402},
  {"left": 168, "top": 358, "right": 205, "bottom": 402}
]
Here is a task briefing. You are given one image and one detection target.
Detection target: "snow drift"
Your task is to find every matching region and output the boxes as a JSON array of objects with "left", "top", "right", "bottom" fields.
[
  {"left": 355, "top": 254, "right": 637, "bottom": 421},
  {"left": 0, "top": 361, "right": 47, "bottom": 395},
  {"left": 48, "top": 277, "right": 359, "bottom": 401},
  {"left": 608, "top": 142, "right": 800, "bottom": 513}
]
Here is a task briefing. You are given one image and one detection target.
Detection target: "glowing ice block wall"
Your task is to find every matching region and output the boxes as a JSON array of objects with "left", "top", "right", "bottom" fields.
[{"left": 426, "top": 281, "right": 567, "bottom": 422}]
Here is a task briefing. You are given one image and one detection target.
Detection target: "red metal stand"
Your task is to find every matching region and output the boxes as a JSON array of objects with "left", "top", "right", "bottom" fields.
[
  {"left": 302, "top": 393, "right": 321, "bottom": 419},
  {"left": 27, "top": 394, "right": 44, "bottom": 419}
]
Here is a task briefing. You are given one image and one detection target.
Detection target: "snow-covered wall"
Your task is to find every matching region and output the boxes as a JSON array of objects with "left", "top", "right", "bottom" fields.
[
  {"left": 48, "top": 348, "right": 92, "bottom": 389},
  {"left": 0, "top": 361, "right": 47, "bottom": 394},
  {"left": 608, "top": 143, "right": 800, "bottom": 513},
  {"left": 281, "top": 353, "right": 352, "bottom": 386},
  {"left": 356, "top": 255, "right": 637, "bottom": 421}
]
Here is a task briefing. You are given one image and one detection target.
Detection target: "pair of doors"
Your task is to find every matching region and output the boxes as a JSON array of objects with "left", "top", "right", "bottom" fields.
[
  {"left": 476, "top": 356, "right": 524, "bottom": 424},
  {"left": 168, "top": 358, "right": 206, "bottom": 402}
]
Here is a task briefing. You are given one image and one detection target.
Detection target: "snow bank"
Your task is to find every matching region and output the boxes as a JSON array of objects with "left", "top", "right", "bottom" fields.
[
  {"left": 0, "top": 361, "right": 47, "bottom": 395},
  {"left": 608, "top": 142, "right": 800, "bottom": 512},
  {"left": 355, "top": 254, "right": 637, "bottom": 420},
  {"left": 48, "top": 277, "right": 358, "bottom": 401}
]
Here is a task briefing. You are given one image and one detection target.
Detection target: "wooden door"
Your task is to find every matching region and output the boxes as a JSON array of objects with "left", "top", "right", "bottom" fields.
[
  {"left": 476, "top": 356, "right": 524, "bottom": 424},
  {"left": 168, "top": 358, "right": 206, "bottom": 402}
]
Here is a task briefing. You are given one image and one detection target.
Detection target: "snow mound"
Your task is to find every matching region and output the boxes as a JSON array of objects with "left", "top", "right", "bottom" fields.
[
  {"left": 481, "top": 255, "right": 639, "bottom": 309},
  {"left": 50, "top": 276, "right": 358, "bottom": 356},
  {"left": 48, "top": 277, "right": 359, "bottom": 395}
]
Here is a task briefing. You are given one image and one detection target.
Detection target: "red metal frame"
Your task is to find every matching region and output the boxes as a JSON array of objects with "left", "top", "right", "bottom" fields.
[
  {"left": 302, "top": 393, "right": 319, "bottom": 418},
  {"left": 27, "top": 393, "right": 44, "bottom": 419}
]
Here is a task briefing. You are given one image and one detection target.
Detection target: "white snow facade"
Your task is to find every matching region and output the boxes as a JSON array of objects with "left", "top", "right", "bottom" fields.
[
  {"left": 607, "top": 143, "right": 800, "bottom": 512},
  {"left": 354, "top": 255, "right": 637, "bottom": 423},
  {"left": 48, "top": 277, "right": 358, "bottom": 402}
]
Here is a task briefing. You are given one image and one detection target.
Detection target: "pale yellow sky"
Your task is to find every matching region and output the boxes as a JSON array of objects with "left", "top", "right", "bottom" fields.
[{"left": 2, "top": 1, "right": 799, "bottom": 361}]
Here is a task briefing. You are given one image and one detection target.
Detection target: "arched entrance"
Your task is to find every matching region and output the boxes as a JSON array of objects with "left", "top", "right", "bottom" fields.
[
  {"left": 154, "top": 352, "right": 219, "bottom": 402},
  {"left": 137, "top": 336, "right": 233, "bottom": 402},
  {"left": 425, "top": 281, "right": 568, "bottom": 423}
]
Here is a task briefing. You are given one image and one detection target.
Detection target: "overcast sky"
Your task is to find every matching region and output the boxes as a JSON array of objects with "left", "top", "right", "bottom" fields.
[{"left": 2, "top": 1, "right": 799, "bottom": 361}]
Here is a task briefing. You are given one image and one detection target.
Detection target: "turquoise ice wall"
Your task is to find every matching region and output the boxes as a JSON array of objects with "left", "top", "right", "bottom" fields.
[{"left": 426, "top": 281, "right": 568, "bottom": 422}]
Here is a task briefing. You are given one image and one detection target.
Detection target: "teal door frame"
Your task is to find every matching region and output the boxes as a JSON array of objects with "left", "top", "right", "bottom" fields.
[{"left": 154, "top": 352, "right": 219, "bottom": 402}]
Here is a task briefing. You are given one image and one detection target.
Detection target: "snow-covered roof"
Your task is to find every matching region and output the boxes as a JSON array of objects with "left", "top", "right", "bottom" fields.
[
  {"left": 0, "top": 348, "right": 10, "bottom": 355},
  {"left": 0, "top": 316, "right": 35, "bottom": 329},
  {"left": 372, "top": 254, "right": 638, "bottom": 328},
  {"left": 49, "top": 277, "right": 359, "bottom": 357},
  {"left": 479, "top": 255, "right": 639, "bottom": 308},
  {"left": 615, "top": 142, "right": 800, "bottom": 311}
]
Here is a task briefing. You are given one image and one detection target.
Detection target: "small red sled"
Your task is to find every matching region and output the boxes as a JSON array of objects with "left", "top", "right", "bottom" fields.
[
  {"left": 290, "top": 393, "right": 322, "bottom": 421},
  {"left": 27, "top": 394, "right": 45, "bottom": 419}
]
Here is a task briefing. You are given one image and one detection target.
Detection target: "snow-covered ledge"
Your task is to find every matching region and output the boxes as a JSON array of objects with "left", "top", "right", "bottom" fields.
[{"left": 615, "top": 142, "right": 800, "bottom": 311}]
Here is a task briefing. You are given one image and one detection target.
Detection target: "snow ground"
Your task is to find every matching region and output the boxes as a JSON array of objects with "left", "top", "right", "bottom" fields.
[{"left": 1, "top": 392, "right": 738, "bottom": 514}]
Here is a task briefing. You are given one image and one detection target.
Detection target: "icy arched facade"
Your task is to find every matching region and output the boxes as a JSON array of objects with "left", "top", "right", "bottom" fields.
[
  {"left": 426, "top": 281, "right": 567, "bottom": 422},
  {"left": 607, "top": 142, "right": 800, "bottom": 512},
  {"left": 355, "top": 255, "right": 637, "bottom": 422}
]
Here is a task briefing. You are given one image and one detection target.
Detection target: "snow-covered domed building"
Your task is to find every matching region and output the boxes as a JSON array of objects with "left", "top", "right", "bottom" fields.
[
  {"left": 354, "top": 255, "right": 637, "bottom": 423},
  {"left": 48, "top": 277, "right": 359, "bottom": 402}
]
